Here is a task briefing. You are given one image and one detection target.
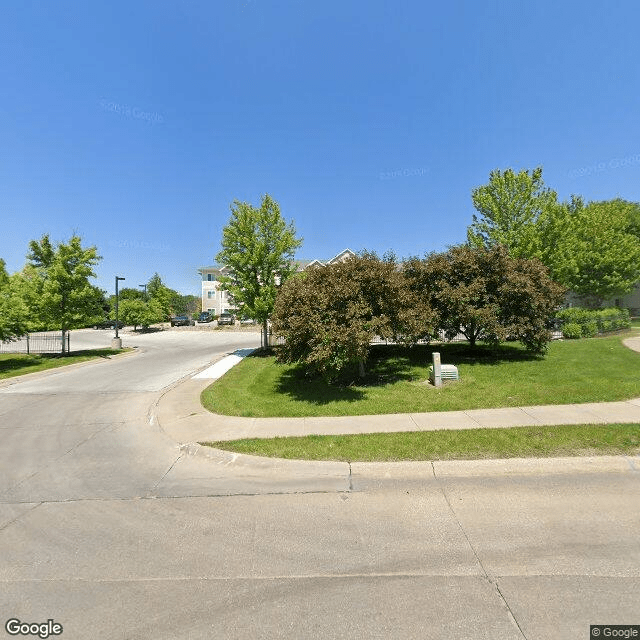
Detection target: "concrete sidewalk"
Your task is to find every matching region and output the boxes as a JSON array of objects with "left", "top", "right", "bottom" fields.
[
  {"left": 156, "top": 334, "right": 640, "bottom": 445},
  {"left": 156, "top": 376, "right": 640, "bottom": 444}
]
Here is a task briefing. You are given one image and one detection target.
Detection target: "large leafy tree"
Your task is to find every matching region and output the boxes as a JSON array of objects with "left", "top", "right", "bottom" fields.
[
  {"left": 145, "top": 272, "right": 196, "bottom": 319},
  {"left": 546, "top": 199, "right": 640, "bottom": 306},
  {"left": 272, "top": 252, "right": 431, "bottom": 380},
  {"left": 404, "top": 245, "right": 565, "bottom": 352},
  {"left": 216, "top": 194, "right": 303, "bottom": 346},
  {"left": 0, "top": 259, "right": 29, "bottom": 341},
  {"left": 467, "top": 168, "right": 640, "bottom": 305},
  {"left": 118, "top": 298, "right": 165, "bottom": 331},
  {"left": 181, "top": 294, "right": 201, "bottom": 317},
  {"left": 146, "top": 273, "right": 174, "bottom": 320},
  {"left": 467, "top": 166, "right": 558, "bottom": 258},
  {"left": 26, "top": 234, "right": 103, "bottom": 353}
]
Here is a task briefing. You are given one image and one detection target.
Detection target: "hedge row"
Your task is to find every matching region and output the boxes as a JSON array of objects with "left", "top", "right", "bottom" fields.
[{"left": 557, "top": 307, "right": 631, "bottom": 339}]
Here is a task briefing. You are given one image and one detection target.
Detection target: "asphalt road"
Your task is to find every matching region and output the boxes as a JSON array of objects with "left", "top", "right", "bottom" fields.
[{"left": 0, "top": 329, "right": 639, "bottom": 639}]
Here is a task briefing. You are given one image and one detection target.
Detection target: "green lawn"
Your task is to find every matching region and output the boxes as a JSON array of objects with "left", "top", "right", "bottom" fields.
[
  {"left": 202, "top": 332, "right": 640, "bottom": 417},
  {"left": 202, "top": 423, "right": 640, "bottom": 461},
  {"left": 0, "top": 349, "right": 129, "bottom": 380}
]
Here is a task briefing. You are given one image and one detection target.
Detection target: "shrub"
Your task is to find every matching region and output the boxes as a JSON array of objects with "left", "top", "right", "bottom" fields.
[
  {"left": 582, "top": 320, "right": 598, "bottom": 337},
  {"left": 595, "top": 307, "right": 631, "bottom": 332},
  {"left": 557, "top": 306, "right": 631, "bottom": 338},
  {"left": 272, "top": 252, "right": 433, "bottom": 381},
  {"left": 404, "top": 245, "right": 566, "bottom": 352},
  {"left": 561, "top": 322, "right": 582, "bottom": 339}
]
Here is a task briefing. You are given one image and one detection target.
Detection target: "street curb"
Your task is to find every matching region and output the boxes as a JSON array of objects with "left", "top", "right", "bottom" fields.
[
  {"left": 182, "top": 440, "right": 640, "bottom": 478},
  {"left": 153, "top": 334, "right": 640, "bottom": 476}
]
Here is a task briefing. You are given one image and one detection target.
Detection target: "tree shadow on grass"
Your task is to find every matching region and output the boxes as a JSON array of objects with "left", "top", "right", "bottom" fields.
[
  {"left": 0, "top": 355, "right": 44, "bottom": 374},
  {"left": 416, "top": 342, "right": 545, "bottom": 367},
  {"left": 267, "top": 342, "right": 544, "bottom": 407},
  {"left": 274, "top": 366, "right": 367, "bottom": 405}
]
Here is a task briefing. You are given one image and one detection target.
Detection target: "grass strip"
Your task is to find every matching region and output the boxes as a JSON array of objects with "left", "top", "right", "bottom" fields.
[
  {"left": 201, "top": 424, "right": 640, "bottom": 462},
  {"left": 0, "top": 349, "right": 129, "bottom": 380},
  {"left": 202, "top": 333, "right": 640, "bottom": 417}
]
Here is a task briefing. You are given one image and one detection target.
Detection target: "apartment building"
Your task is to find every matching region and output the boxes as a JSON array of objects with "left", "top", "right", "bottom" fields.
[{"left": 197, "top": 249, "right": 355, "bottom": 317}]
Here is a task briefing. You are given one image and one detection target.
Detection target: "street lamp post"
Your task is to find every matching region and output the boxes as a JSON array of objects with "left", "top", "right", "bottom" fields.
[
  {"left": 112, "top": 276, "right": 125, "bottom": 349},
  {"left": 139, "top": 284, "right": 147, "bottom": 299}
]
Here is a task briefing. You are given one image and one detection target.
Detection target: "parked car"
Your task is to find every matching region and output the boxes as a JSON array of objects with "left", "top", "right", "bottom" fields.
[
  {"left": 170, "top": 315, "right": 194, "bottom": 327},
  {"left": 217, "top": 313, "right": 235, "bottom": 326},
  {"left": 93, "top": 319, "right": 124, "bottom": 330},
  {"left": 198, "top": 312, "right": 213, "bottom": 323}
]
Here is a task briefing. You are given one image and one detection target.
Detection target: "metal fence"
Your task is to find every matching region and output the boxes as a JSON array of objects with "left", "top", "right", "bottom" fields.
[
  {"left": 0, "top": 332, "right": 70, "bottom": 354},
  {"left": 264, "top": 330, "right": 468, "bottom": 347},
  {"left": 371, "top": 330, "right": 469, "bottom": 345},
  {"left": 262, "top": 319, "right": 628, "bottom": 348}
]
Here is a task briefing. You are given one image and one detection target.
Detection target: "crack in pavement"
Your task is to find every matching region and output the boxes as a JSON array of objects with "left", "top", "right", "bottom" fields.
[
  {"left": 0, "top": 489, "right": 353, "bottom": 506},
  {"left": 0, "top": 502, "right": 43, "bottom": 533},
  {"left": 149, "top": 453, "right": 185, "bottom": 495},
  {"left": 430, "top": 462, "right": 529, "bottom": 640},
  {"left": 0, "top": 420, "right": 128, "bottom": 501},
  {"left": 0, "top": 572, "right": 531, "bottom": 584}
]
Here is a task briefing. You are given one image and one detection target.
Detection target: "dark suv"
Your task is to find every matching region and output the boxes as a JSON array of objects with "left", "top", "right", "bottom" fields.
[
  {"left": 170, "top": 315, "right": 194, "bottom": 327},
  {"left": 93, "top": 319, "right": 124, "bottom": 329},
  {"left": 198, "top": 312, "right": 213, "bottom": 323},
  {"left": 217, "top": 313, "right": 235, "bottom": 326}
]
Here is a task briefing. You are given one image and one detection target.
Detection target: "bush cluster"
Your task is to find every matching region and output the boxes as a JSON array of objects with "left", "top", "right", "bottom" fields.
[
  {"left": 557, "top": 307, "right": 631, "bottom": 339},
  {"left": 272, "top": 246, "right": 565, "bottom": 381}
]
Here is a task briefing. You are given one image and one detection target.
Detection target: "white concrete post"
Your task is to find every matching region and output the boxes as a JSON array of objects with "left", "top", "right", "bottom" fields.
[{"left": 432, "top": 351, "right": 442, "bottom": 387}]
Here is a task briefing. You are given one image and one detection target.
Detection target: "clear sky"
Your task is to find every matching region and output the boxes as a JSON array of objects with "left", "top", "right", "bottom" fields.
[{"left": 2, "top": 0, "right": 640, "bottom": 295}]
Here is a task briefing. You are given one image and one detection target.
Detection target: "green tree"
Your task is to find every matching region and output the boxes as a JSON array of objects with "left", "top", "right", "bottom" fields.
[
  {"left": 216, "top": 194, "right": 303, "bottom": 346},
  {"left": 182, "top": 294, "right": 201, "bottom": 318},
  {"left": 107, "top": 287, "right": 145, "bottom": 319},
  {"left": 26, "top": 234, "right": 103, "bottom": 353},
  {"left": 146, "top": 273, "right": 177, "bottom": 320},
  {"left": 0, "top": 259, "right": 29, "bottom": 341},
  {"left": 545, "top": 198, "right": 640, "bottom": 306},
  {"left": 118, "top": 298, "right": 165, "bottom": 331},
  {"left": 467, "top": 166, "right": 558, "bottom": 258},
  {"left": 404, "top": 245, "right": 565, "bottom": 352},
  {"left": 272, "top": 252, "right": 431, "bottom": 380},
  {"left": 118, "top": 287, "right": 146, "bottom": 301},
  {"left": 11, "top": 265, "right": 47, "bottom": 332}
]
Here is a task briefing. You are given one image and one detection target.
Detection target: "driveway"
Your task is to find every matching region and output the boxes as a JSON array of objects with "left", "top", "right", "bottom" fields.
[{"left": 0, "top": 329, "right": 638, "bottom": 639}]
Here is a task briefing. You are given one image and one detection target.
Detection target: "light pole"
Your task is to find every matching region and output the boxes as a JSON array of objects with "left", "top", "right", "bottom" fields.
[
  {"left": 139, "top": 284, "right": 147, "bottom": 300},
  {"left": 113, "top": 276, "right": 125, "bottom": 349}
]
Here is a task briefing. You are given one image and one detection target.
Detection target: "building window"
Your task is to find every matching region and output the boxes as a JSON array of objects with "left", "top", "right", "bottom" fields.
[
  {"left": 207, "top": 291, "right": 215, "bottom": 299},
  {"left": 207, "top": 274, "right": 213, "bottom": 281}
]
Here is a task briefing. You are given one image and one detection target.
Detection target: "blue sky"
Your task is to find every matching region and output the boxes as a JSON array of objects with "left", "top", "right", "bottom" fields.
[{"left": 2, "top": 0, "right": 640, "bottom": 295}]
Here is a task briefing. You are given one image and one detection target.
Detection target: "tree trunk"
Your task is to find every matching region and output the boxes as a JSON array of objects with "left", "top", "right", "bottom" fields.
[
  {"left": 262, "top": 319, "right": 269, "bottom": 349},
  {"left": 61, "top": 327, "right": 67, "bottom": 355},
  {"left": 358, "top": 359, "right": 365, "bottom": 378}
]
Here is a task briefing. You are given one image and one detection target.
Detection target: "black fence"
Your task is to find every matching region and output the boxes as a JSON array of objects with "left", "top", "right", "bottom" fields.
[
  {"left": 0, "top": 332, "right": 71, "bottom": 354},
  {"left": 264, "top": 330, "right": 468, "bottom": 347},
  {"left": 264, "top": 319, "right": 627, "bottom": 348},
  {"left": 371, "top": 330, "right": 469, "bottom": 345}
]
